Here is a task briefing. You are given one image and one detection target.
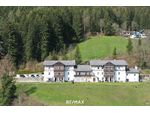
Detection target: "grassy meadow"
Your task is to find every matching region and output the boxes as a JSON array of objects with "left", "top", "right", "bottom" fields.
[
  {"left": 16, "top": 82, "right": 150, "bottom": 106},
  {"left": 68, "top": 36, "right": 129, "bottom": 61}
]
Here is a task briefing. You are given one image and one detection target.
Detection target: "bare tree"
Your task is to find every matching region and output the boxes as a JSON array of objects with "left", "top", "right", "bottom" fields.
[{"left": 0, "top": 55, "right": 15, "bottom": 78}]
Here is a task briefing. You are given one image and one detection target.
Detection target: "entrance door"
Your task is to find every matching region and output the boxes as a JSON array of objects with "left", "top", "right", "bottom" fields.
[
  {"left": 93, "top": 78, "right": 96, "bottom": 82},
  {"left": 105, "top": 77, "right": 108, "bottom": 82},
  {"left": 126, "top": 79, "right": 129, "bottom": 82}
]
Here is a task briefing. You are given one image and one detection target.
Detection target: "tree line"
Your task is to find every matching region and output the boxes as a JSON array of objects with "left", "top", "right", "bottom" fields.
[{"left": 0, "top": 7, "right": 150, "bottom": 68}]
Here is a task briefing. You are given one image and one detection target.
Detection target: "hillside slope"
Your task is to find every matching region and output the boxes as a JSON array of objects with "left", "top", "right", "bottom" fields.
[
  {"left": 68, "top": 36, "right": 128, "bottom": 61},
  {"left": 16, "top": 82, "right": 150, "bottom": 106}
]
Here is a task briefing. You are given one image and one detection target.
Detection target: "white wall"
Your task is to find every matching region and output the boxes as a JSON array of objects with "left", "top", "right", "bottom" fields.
[
  {"left": 114, "top": 66, "right": 127, "bottom": 82},
  {"left": 91, "top": 66, "right": 105, "bottom": 81},
  {"left": 64, "top": 66, "right": 75, "bottom": 81},
  {"left": 43, "top": 66, "right": 54, "bottom": 81},
  {"left": 115, "top": 71, "right": 126, "bottom": 82},
  {"left": 92, "top": 65, "right": 127, "bottom": 82},
  {"left": 43, "top": 65, "right": 139, "bottom": 83},
  {"left": 44, "top": 65, "right": 75, "bottom": 82},
  {"left": 127, "top": 73, "right": 139, "bottom": 82},
  {"left": 74, "top": 77, "right": 96, "bottom": 82}
]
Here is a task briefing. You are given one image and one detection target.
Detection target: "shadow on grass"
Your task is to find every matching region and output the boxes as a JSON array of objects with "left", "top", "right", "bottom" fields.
[{"left": 25, "top": 86, "right": 37, "bottom": 96}]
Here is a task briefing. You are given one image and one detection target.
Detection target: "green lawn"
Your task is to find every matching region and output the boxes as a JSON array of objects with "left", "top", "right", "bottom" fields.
[
  {"left": 16, "top": 82, "right": 150, "bottom": 106},
  {"left": 68, "top": 36, "right": 128, "bottom": 61}
]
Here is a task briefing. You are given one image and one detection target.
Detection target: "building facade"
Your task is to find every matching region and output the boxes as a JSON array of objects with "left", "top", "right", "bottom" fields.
[
  {"left": 89, "top": 60, "right": 128, "bottom": 82},
  {"left": 74, "top": 65, "right": 96, "bottom": 82},
  {"left": 42, "top": 60, "right": 140, "bottom": 82},
  {"left": 15, "top": 59, "right": 140, "bottom": 82},
  {"left": 43, "top": 60, "right": 76, "bottom": 82}
]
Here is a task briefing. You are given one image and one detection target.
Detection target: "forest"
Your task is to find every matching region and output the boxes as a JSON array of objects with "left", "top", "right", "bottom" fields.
[{"left": 0, "top": 7, "right": 150, "bottom": 68}]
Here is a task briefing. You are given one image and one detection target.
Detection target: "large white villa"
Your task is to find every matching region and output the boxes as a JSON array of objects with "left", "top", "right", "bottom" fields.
[{"left": 42, "top": 60, "right": 140, "bottom": 82}]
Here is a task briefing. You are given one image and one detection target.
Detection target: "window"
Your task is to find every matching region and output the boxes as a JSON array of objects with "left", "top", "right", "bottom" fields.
[
  {"left": 102, "top": 72, "right": 103, "bottom": 75},
  {"left": 68, "top": 72, "right": 69, "bottom": 75},
  {"left": 134, "top": 74, "right": 136, "bottom": 76},
  {"left": 102, "top": 77, "right": 104, "bottom": 81},
  {"left": 118, "top": 77, "right": 120, "bottom": 80},
  {"left": 98, "top": 67, "right": 99, "bottom": 69},
  {"left": 118, "top": 72, "right": 120, "bottom": 75},
  {"left": 49, "top": 73, "right": 50, "bottom": 75},
  {"left": 97, "top": 72, "right": 99, "bottom": 75}
]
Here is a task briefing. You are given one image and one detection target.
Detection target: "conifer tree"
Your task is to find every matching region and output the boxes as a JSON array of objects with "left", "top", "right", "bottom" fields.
[
  {"left": 138, "top": 38, "right": 142, "bottom": 46},
  {"left": 24, "top": 20, "right": 35, "bottom": 61},
  {"left": 40, "top": 24, "right": 49, "bottom": 61},
  {"left": 1, "top": 73, "right": 16, "bottom": 105},
  {"left": 126, "top": 38, "right": 133, "bottom": 55},
  {"left": 73, "top": 10, "right": 84, "bottom": 42},
  {"left": 104, "top": 21, "right": 115, "bottom": 36},
  {"left": 0, "top": 55, "right": 16, "bottom": 105},
  {"left": 54, "top": 15, "right": 64, "bottom": 52},
  {"left": 7, "top": 23, "right": 22, "bottom": 67},
  {"left": 113, "top": 47, "right": 117, "bottom": 59},
  {"left": 75, "top": 45, "right": 82, "bottom": 64}
]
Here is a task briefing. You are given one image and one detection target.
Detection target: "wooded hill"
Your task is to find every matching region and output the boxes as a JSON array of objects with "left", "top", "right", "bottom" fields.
[{"left": 0, "top": 7, "right": 150, "bottom": 68}]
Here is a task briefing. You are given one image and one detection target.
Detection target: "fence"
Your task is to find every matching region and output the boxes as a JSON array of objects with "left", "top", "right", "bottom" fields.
[{"left": 15, "top": 73, "right": 44, "bottom": 82}]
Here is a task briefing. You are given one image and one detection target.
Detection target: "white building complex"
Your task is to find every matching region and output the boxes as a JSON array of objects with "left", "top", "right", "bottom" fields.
[{"left": 42, "top": 59, "right": 140, "bottom": 82}]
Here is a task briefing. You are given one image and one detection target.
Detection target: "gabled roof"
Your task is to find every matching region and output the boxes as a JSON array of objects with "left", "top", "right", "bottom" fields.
[
  {"left": 75, "top": 65, "right": 92, "bottom": 72},
  {"left": 127, "top": 68, "right": 140, "bottom": 73},
  {"left": 43, "top": 60, "right": 76, "bottom": 66},
  {"left": 89, "top": 60, "right": 128, "bottom": 66}
]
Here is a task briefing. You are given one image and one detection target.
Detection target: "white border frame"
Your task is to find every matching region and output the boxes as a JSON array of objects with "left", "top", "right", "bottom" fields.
[{"left": 0, "top": 0, "right": 150, "bottom": 6}]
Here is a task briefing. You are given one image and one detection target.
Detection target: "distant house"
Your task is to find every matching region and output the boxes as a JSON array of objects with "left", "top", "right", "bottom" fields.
[
  {"left": 121, "top": 30, "right": 147, "bottom": 39},
  {"left": 130, "top": 31, "right": 147, "bottom": 39},
  {"left": 140, "top": 74, "right": 150, "bottom": 82}
]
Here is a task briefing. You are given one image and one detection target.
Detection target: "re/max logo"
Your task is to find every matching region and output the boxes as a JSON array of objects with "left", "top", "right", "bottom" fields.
[{"left": 66, "top": 100, "right": 84, "bottom": 104}]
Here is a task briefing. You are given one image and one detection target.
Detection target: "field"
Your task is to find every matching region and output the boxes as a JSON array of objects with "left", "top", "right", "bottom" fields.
[
  {"left": 68, "top": 36, "right": 129, "bottom": 61},
  {"left": 16, "top": 82, "right": 150, "bottom": 106}
]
